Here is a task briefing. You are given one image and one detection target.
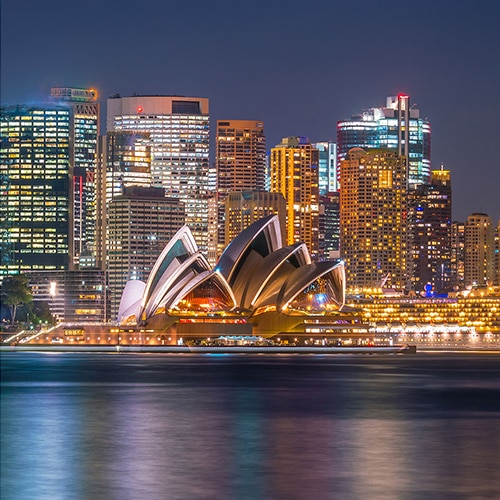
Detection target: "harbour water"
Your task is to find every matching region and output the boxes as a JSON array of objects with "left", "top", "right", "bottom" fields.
[{"left": 1, "top": 351, "right": 500, "bottom": 499}]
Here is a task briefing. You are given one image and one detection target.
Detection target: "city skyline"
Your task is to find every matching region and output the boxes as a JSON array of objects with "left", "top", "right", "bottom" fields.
[{"left": 1, "top": 0, "right": 499, "bottom": 223}]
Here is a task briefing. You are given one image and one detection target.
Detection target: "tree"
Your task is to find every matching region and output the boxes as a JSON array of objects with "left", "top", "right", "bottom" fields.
[
  {"left": 1, "top": 274, "right": 33, "bottom": 324},
  {"left": 30, "top": 300, "right": 53, "bottom": 325}
]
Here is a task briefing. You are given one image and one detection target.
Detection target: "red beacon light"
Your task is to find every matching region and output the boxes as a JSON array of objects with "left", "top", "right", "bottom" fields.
[{"left": 137, "top": 106, "right": 143, "bottom": 113}]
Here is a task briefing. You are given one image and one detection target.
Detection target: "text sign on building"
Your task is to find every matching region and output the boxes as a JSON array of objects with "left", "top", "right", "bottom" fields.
[{"left": 51, "top": 88, "right": 98, "bottom": 102}]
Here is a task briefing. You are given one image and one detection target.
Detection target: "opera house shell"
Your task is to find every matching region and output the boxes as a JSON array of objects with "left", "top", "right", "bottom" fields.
[{"left": 117, "top": 215, "right": 350, "bottom": 339}]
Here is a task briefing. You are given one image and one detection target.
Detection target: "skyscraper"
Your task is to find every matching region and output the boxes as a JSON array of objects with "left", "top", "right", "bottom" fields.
[
  {"left": 215, "top": 120, "right": 266, "bottom": 256},
  {"left": 270, "top": 137, "right": 319, "bottom": 259},
  {"left": 107, "top": 186, "right": 185, "bottom": 319},
  {"left": 50, "top": 87, "right": 99, "bottom": 267},
  {"left": 107, "top": 95, "right": 210, "bottom": 252},
  {"left": 337, "top": 95, "right": 431, "bottom": 187},
  {"left": 319, "top": 192, "right": 340, "bottom": 261},
  {"left": 450, "top": 221, "right": 465, "bottom": 289},
  {"left": 1, "top": 88, "right": 99, "bottom": 276},
  {"left": 313, "top": 141, "right": 337, "bottom": 194},
  {"left": 340, "top": 148, "right": 409, "bottom": 291},
  {"left": 95, "top": 131, "right": 152, "bottom": 270},
  {"left": 409, "top": 168, "right": 452, "bottom": 292},
  {"left": 464, "top": 213, "right": 494, "bottom": 287},
  {"left": 494, "top": 220, "right": 500, "bottom": 287},
  {"left": 1, "top": 105, "right": 72, "bottom": 276}
]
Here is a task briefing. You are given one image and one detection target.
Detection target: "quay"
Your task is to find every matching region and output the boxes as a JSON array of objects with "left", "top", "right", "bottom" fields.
[{"left": 0, "top": 344, "right": 415, "bottom": 354}]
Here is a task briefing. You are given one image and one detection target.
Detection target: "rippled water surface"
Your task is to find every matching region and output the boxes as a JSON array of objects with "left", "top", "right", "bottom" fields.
[{"left": 1, "top": 351, "right": 500, "bottom": 500}]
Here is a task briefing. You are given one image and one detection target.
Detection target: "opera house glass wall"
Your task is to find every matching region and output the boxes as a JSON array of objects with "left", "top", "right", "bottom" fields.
[{"left": 117, "top": 215, "right": 350, "bottom": 339}]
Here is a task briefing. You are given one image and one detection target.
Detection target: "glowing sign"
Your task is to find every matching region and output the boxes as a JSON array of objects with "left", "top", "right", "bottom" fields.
[{"left": 51, "top": 87, "right": 98, "bottom": 102}]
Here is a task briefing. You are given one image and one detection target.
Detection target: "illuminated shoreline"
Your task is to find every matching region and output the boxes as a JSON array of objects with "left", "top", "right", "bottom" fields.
[{"left": 1, "top": 344, "right": 414, "bottom": 354}]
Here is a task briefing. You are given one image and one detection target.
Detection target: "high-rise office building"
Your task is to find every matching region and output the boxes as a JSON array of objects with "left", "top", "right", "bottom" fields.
[
  {"left": 107, "top": 186, "right": 185, "bottom": 319},
  {"left": 107, "top": 95, "right": 210, "bottom": 252},
  {"left": 270, "top": 137, "right": 319, "bottom": 259},
  {"left": 1, "top": 105, "right": 72, "bottom": 276},
  {"left": 225, "top": 190, "right": 286, "bottom": 245},
  {"left": 337, "top": 95, "right": 431, "bottom": 187},
  {"left": 494, "top": 220, "right": 500, "bottom": 286},
  {"left": 50, "top": 88, "right": 99, "bottom": 267},
  {"left": 313, "top": 141, "right": 337, "bottom": 194},
  {"left": 216, "top": 120, "right": 266, "bottom": 256},
  {"left": 102, "top": 131, "right": 152, "bottom": 202},
  {"left": 95, "top": 131, "right": 152, "bottom": 270},
  {"left": 451, "top": 221, "right": 465, "bottom": 289},
  {"left": 340, "top": 148, "right": 409, "bottom": 291},
  {"left": 319, "top": 192, "right": 340, "bottom": 261},
  {"left": 464, "top": 213, "right": 494, "bottom": 287},
  {"left": 409, "top": 168, "right": 452, "bottom": 292}
]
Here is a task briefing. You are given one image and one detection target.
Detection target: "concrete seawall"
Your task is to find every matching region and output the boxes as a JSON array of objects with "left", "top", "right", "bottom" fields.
[{"left": 0, "top": 345, "right": 414, "bottom": 354}]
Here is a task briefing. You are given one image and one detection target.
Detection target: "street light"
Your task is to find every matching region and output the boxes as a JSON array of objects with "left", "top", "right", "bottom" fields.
[{"left": 49, "top": 281, "right": 57, "bottom": 325}]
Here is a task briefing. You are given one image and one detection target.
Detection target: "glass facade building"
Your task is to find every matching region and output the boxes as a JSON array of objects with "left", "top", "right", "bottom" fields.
[
  {"left": 1, "top": 105, "right": 71, "bottom": 277},
  {"left": 319, "top": 192, "right": 340, "bottom": 261},
  {"left": 313, "top": 141, "right": 337, "bottom": 194},
  {"left": 50, "top": 88, "right": 99, "bottom": 268},
  {"left": 337, "top": 95, "right": 431, "bottom": 187},
  {"left": 95, "top": 131, "right": 152, "bottom": 270},
  {"left": 107, "top": 95, "right": 210, "bottom": 253},
  {"left": 103, "top": 131, "right": 152, "bottom": 203}
]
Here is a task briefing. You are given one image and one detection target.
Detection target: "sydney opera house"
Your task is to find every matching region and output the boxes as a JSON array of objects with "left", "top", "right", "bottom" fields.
[{"left": 117, "top": 216, "right": 358, "bottom": 341}]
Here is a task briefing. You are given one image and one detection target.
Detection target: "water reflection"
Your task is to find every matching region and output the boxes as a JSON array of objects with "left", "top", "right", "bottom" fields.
[{"left": 1, "top": 353, "right": 500, "bottom": 499}]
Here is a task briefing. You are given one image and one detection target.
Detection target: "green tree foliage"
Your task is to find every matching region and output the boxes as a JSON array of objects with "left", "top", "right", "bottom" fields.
[
  {"left": 1, "top": 274, "right": 33, "bottom": 324},
  {"left": 30, "top": 301, "right": 53, "bottom": 324}
]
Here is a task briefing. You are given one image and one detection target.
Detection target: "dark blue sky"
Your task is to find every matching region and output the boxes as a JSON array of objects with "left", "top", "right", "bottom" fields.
[{"left": 2, "top": 0, "right": 499, "bottom": 223}]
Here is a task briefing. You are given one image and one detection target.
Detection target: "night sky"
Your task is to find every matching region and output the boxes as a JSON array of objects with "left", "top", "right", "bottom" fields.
[{"left": 1, "top": 0, "right": 499, "bottom": 223}]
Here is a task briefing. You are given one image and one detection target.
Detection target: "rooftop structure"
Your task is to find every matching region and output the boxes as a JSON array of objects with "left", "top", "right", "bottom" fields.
[{"left": 337, "top": 95, "right": 431, "bottom": 187}]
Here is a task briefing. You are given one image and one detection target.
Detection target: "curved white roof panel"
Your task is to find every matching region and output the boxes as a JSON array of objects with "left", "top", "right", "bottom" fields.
[
  {"left": 117, "top": 280, "right": 147, "bottom": 324},
  {"left": 144, "top": 252, "right": 210, "bottom": 319},
  {"left": 140, "top": 226, "right": 200, "bottom": 316}
]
